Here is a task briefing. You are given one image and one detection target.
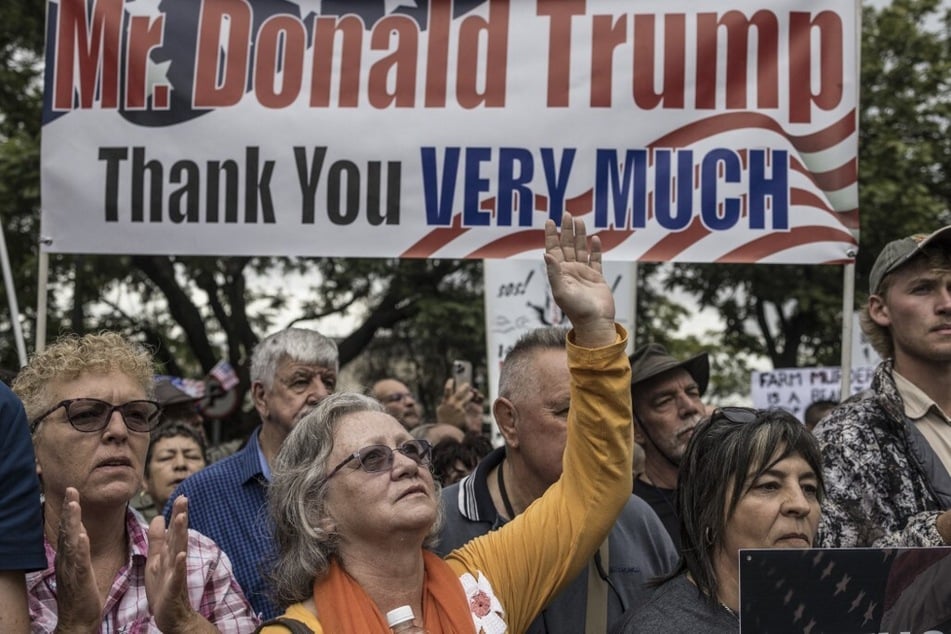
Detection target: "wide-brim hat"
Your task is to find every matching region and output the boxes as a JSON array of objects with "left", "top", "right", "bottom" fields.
[
  {"left": 869, "top": 225, "right": 951, "bottom": 293},
  {"left": 629, "top": 343, "right": 709, "bottom": 396},
  {"left": 154, "top": 378, "right": 197, "bottom": 407}
]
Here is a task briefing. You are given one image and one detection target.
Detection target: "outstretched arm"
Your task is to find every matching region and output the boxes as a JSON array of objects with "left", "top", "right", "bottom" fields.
[{"left": 543, "top": 213, "right": 616, "bottom": 348}]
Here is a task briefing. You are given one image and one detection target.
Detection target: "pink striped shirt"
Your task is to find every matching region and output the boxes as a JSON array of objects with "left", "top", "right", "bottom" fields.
[{"left": 27, "top": 509, "right": 260, "bottom": 633}]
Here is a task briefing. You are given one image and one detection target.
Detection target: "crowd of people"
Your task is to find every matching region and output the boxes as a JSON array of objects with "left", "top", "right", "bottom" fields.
[{"left": 1, "top": 218, "right": 950, "bottom": 632}]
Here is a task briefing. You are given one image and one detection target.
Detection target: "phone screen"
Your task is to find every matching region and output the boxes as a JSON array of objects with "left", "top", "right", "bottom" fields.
[{"left": 452, "top": 360, "right": 473, "bottom": 390}]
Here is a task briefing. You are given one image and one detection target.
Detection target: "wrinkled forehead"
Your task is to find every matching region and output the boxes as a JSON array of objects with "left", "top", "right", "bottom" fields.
[
  {"left": 372, "top": 379, "right": 409, "bottom": 397},
  {"left": 332, "top": 409, "right": 410, "bottom": 451},
  {"left": 635, "top": 367, "right": 698, "bottom": 401}
]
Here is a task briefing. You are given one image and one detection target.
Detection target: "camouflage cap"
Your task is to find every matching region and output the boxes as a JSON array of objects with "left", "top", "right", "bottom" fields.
[{"left": 869, "top": 225, "right": 951, "bottom": 293}]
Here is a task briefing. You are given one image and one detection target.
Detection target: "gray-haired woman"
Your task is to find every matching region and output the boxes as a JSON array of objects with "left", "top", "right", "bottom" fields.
[{"left": 259, "top": 214, "right": 634, "bottom": 633}]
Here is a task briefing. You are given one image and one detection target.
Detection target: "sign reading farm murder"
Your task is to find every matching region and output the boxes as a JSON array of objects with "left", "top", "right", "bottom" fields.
[
  {"left": 750, "top": 365, "right": 874, "bottom": 420},
  {"left": 41, "top": 0, "right": 860, "bottom": 260}
]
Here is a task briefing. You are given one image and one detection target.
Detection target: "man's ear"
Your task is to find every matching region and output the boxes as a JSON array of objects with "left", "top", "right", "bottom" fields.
[
  {"left": 633, "top": 422, "right": 647, "bottom": 446},
  {"left": 492, "top": 397, "right": 520, "bottom": 449},
  {"left": 631, "top": 397, "right": 647, "bottom": 445},
  {"left": 868, "top": 295, "right": 891, "bottom": 328},
  {"left": 251, "top": 382, "right": 268, "bottom": 418}
]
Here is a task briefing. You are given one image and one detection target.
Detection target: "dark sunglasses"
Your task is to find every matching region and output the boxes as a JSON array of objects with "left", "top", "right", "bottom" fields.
[
  {"left": 31, "top": 398, "right": 162, "bottom": 434},
  {"left": 710, "top": 406, "right": 759, "bottom": 425},
  {"left": 327, "top": 439, "right": 433, "bottom": 478}
]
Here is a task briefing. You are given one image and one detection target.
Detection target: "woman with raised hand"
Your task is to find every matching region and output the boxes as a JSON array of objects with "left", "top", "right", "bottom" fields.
[{"left": 260, "top": 213, "right": 633, "bottom": 633}]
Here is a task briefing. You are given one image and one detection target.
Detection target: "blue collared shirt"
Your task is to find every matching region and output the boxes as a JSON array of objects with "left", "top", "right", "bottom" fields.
[{"left": 166, "top": 427, "right": 278, "bottom": 619}]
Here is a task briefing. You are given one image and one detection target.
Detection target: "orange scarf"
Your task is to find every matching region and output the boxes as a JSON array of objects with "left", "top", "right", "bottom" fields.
[{"left": 313, "top": 550, "right": 477, "bottom": 633}]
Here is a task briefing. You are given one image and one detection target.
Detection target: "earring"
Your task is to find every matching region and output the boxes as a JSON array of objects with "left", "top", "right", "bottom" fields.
[{"left": 703, "top": 526, "right": 714, "bottom": 545}]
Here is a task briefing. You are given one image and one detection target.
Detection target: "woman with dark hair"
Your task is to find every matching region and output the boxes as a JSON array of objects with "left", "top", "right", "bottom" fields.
[
  {"left": 614, "top": 407, "right": 824, "bottom": 633},
  {"left": 143, "top": 420, "right": 208, "bottom": 518}
]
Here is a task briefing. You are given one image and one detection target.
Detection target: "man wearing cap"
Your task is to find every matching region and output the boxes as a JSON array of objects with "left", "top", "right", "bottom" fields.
[
  {"left": 815, "top": 226, "right": 951, "bottom": 547},
  {"left": 629, "top": 343, "right": 709, "bottom": 549}
]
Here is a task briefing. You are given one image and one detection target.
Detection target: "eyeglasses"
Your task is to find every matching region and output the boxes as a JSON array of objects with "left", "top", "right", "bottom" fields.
[
  {"left": 710, "top": 406, "right": 758, "bottom": 425},
  {"left": 381, "top": 391, "right": 414, "bottom": 404},
  {"left": 31, "top": 398, "right": 162, "bottom": 434},
  {"left": 327, "top": 439, "right": 433, "bottom": 478}
]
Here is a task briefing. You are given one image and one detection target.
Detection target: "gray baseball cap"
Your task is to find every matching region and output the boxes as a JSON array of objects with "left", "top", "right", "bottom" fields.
[{"left": 869, "top": 225, "right": 951, "bottom": 293}]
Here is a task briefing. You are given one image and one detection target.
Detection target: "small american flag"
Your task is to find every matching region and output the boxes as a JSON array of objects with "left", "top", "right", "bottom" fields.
[{"left": 209, "top": 360, "right": 239, "bottom": 390}]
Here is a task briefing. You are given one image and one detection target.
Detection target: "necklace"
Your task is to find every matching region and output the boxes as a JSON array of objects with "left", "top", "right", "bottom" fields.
[{"left": 496, "top": 461, "right": 517, "bottom": 519}]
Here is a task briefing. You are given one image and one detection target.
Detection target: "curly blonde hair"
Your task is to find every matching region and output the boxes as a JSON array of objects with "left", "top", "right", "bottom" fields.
[{"left": 13, "top": 332, "right": 155, "bottom": 423}]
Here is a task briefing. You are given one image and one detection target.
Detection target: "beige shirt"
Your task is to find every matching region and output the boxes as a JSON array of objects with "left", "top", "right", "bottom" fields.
[{"left": 893, "top": 370, "right": 951, "bottom": 477}]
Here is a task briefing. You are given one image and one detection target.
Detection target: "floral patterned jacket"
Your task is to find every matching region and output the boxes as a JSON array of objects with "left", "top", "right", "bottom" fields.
[{"left": 814, "top": 360, "right": 951, "bottom": 547}]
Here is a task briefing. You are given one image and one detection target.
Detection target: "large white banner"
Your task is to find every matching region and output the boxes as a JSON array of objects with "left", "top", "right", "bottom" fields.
[{"left": 41, "top": 0, "right": 860, "bottom": 261}]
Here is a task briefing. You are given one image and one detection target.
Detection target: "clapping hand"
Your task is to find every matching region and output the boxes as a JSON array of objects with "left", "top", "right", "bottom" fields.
[
  {"left": 146, "top": 496, "right": 207, "bottom": 632},
  {"left": 53, "top": 488, "right": 102, "bottom": 633}
]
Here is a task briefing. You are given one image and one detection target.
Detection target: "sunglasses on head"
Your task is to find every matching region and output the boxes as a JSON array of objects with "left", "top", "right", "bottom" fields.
[
  {"left": 709, "top": 406, "right": 758, "bottom": 425},
  {"left": 31, "top": 398, "right": 162, "bottom": 434},
  {"left": 327, "top": 439, "right": 433, "bottom": 478}
]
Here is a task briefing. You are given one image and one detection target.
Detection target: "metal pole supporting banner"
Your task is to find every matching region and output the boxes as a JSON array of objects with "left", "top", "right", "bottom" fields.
[
  {"left": 0, "top": 220, "right": 26, "bottom": 366},
  {"left": 36, "top": 250, "right": 49, "bottom": 354},
  {"left": 839, "top": 261, "right": 856, "bottom": 401}
]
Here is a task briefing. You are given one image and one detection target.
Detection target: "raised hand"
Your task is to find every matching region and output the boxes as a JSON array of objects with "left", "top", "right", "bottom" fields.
[
  {"left": 436, "top": 378, "right": 472, "bottom": 428},
  {"left": 146, "top": 496, "right": 204, "bottom": 632},
  {"left": 543, "top": 213, "right": 617, "bottom": 348},
  {"left": 53, "top": 488, "right": 102, "bottom": 633}
]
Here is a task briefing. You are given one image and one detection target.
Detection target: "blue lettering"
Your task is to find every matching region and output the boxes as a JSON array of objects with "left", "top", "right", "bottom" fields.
[
  {"left": 463, "top": 147, "right": 492, "bottom": 226},
  {"left": 497, "top": 147, "right": 534, "bottom": 226},
  {"left": 654, "top": 149, "right": 693, "bottom": 230},
  {"left": 594, "top": 149, "right": 647, "bottom": 229},
  {"left": 541, "top": 148, "right": 575, "bottom": 224},
  {"left": 420, "top": 147, "right": 460, "bottom": 226},
  {"left": 701, "top": 148, "right": 742, "bottom": 230},
  {"left": 749, "top": 149, "right": 789, "bottom": 229}
]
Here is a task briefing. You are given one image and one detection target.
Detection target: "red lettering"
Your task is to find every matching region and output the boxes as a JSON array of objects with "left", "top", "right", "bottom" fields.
[
  {"left": 125, "top": 14, "right": 164, "bottom": 109},
  {"left": 457, "top": 0, "right": 509, "bottom": 108},
  {"left": 194, "top": 0, "right": 252, "bottom": 107},
  {"left": 53, "top": 0, "right": 123, "bottom": 110},
  {"left": 632, "top": 14, "right": 685, "bottom": 109},
  {"left": 590, "top": 14, "right": 626, "bottom": 107},
  {"left": 368, "top": 16, "right": 419, "bottom": 108},
  {"left": 424, "top": 2, "right": 451, "bottom": 107},
  {"left": 696, "top": 11, "right": 779, "bottom": 111},
  {"left": 310, "top": 16, "right": 363, "bottom": 107},
  {"left": 255, "top": 15, "right": 306, "bottom": 108},
  {"left": 537, "top": 0, "right": 587, "bottom": 107},
  {"left": 789, "top": 11, "right": 843, "bottom": 123}
]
